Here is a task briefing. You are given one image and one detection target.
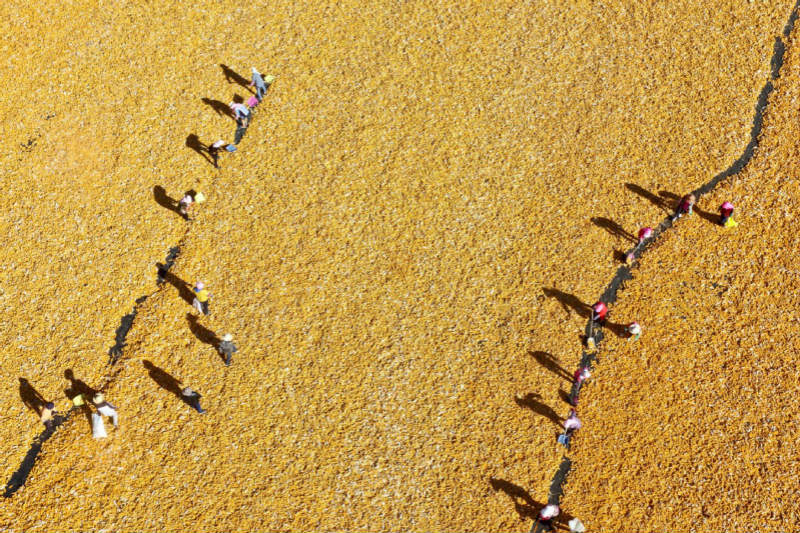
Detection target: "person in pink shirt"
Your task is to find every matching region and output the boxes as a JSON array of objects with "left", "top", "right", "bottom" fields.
[
  {"left": 558, "top": 409, "right": 581, "bottom": 448},
  {"left": 568, "top": 367, "right": 591, "bottom": 406},
  {"left": 719, "top": 201, "right": 734, "bottom": 226},
  {"left": 637, "top": 227, "right": 653, "bottom": 244}
]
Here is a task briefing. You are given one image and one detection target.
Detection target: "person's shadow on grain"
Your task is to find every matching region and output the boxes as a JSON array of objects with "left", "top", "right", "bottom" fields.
[
  {"left": 153, "top": 185, "right": 185, "bottom": 217},
  {"left": 528, "top": 351, "right": 572, "bottom": 382},
  {"left": 201, "top": 97, "right": 234, "bottom": 118},
  {"left": 220, "top": 64, "right": 253, "bottom": 92},
  {"left": 514, "top": 393, "right": 563, "bottom": 427},
  {"left": 590, "top": 216, "right": 637, "bottom": 243},
  {"left": 625, "top": 182, "right": 672, "bottom": 213},
  {"left": 542, "top": 288, "right": 591, "bottom": 319},
  {"left": 186, "top": 314, "right": 223, "bottom": 361},
  {"left": 489, "top": 477, "right": 546, "bottom": 520},
  {"left": 18, "top": 378, "right": 45, "bottom": 416},
  {"left": 162, "top": 271, "right": 196, "bottom": 306},
  {"left": 185, "top": 134, "right": 215, "bottom": 166},
  {"left": 143, "top": 360, "right": 183, "bottom": 398}
]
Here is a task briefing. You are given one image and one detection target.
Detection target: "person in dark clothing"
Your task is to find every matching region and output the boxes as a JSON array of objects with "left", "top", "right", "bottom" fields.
[
  {"left": 181, "top": 387, "right": 206, "bottom": 414},
  {"left": 218, "top": 333, "right": 238, "bottom": 366}
]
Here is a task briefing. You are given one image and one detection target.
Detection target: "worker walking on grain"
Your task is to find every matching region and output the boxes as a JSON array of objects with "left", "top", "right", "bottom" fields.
[
  {"left": 192, "top": 282, "right": 211, "bottom": 316},
  {"left": 558, "top": 409, "right": 581, "bottom": 449},
  {"left": 230, "top": 102, "right": 251, "bottom": 145},
  {"left": 591, "top": 301, "right": 608, "bottom": 324},
  {"left": 179, "top": 193, "right": 194, "bottom": 220},
  {"left": 537, "top": 504, "right": 560, "bottom": 532},
  {"left": 720, "top": 201, "right": 738, "bottom": 227},
  {"left": 627, "top": 321, "right": 641, "bottom": 341},
  {"left": 250, "top": 67, "right": 274, "bottom": 102},
  {"left": 93, "top": 393, "right": 119, "bottom": 429},
  {"left": 181, "top": 387, "right": 206, "bottom": 414},
  {"left": 568, "top": 367, "right": 591, "bottom": 406},
  {"left": 674, "top": 193, "right": 696, "bottom": 219},
  {"left": 208, "top": 140, "right": 235, "bottom": 168},
  {"left": 218, "top": 333, "right": 238, "bottom": 366},
  {"left": 40, "top": 402, "right": 56, "bottom": 430}
]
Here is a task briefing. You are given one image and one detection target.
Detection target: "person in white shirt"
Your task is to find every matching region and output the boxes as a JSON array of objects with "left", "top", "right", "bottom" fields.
[{"left": 93, "top": 393, "right": 119, "bottom": 428}]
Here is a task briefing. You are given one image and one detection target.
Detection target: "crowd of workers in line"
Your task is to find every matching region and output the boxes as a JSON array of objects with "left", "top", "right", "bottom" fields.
[
  {"left": 23, "top": 66, "right": 270, "bottom": 439},
  {"left": 536, "top": 196, "right": 739, "bottom": 532}
]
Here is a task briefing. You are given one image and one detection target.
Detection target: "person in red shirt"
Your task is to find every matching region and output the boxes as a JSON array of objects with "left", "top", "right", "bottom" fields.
[
  {"left": 674, "top": 193, "right": 696, "bottom": 219},
  {"left": 591, "top": 301, "right": 608, "bottom": 324}
]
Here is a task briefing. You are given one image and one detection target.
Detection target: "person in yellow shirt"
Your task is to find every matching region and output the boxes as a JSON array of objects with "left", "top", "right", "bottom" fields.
[{"left": 192, "top": 281, "right": 211, "bottom": 316}]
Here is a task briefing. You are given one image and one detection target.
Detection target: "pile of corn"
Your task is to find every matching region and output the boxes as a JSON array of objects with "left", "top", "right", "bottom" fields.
[{"left": 0, "top": 0, "right": 789, "bottom": 530}]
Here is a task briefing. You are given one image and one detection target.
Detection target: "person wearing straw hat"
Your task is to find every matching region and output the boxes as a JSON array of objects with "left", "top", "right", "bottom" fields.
[
  {"left": 93, "top": 393, "right": 119, "bottom": 429},
  {"left": 217, "top": 333, "right": 238, "bottom": 366}
]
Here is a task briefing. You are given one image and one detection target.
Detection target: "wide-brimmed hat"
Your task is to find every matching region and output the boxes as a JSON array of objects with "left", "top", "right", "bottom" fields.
[{"left": 222, "top": 333, "right": 233, "bottom": 342}]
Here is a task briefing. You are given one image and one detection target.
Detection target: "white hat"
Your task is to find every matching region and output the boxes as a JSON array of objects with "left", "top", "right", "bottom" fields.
[
  {"left": 540, "top": 504, "right": 559, "bottom": 519},
  {"left": 568, "top": 518, "right": 586, "bottom": 533},
  {"left": 93, "top": 393, "right": 104, "bottom": 403},
  {"left": 182, "top": 387, "right": 194, "bottom": 396},
  {"left": 222, "top": 333, "right": 233, "bottom": 342},
  {"left": 195, "top": 281, "right": 205, "bottom": 290},
  {"left": 229, "top": 102, "right": 235, "bottom": 108},
  {"left": 252, "top": 67, "right": 258, "bottom": 74}
]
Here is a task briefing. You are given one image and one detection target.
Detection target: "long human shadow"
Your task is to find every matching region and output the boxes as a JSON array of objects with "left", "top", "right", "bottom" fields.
[
  {"left": 153, "top": 185, "right": 184, "bottom": 217},
  {"left": 220, "top": 64, "right": 253, "bottom": 92},
  {"left": 514, "top": 393, "right": 562, "bottom": 427},
  {"left": 625, "top": 183, "right": 672, "bottom": 213},
  {"left": 528, "top": 351, "right": 572, "bottom": 382},
  {"left": 489, "top": 478, "right": 545, "bottom": 520},
  {"left": 18, "top": 378, "right": 45, "bottom": 416},
  {"left": 143, "top": 360, "right": 202, "bottom": 409},
  {"left": 63, "top": 369, "right": 97, "bottom": 401},
  {"left": 201, "top": 97, "right": 234, "bottom": 119},
  {"left": 542, "top": 288, "right": 591, "bottom": 319},
  {"left": 162, "top": 271, "right": 195, "bottom": 306},
  {"left": 186, "top": 313, "right": 222, "bottom": 357},
  {"left": 185, "top": 134, "right": 215, "bottom": 166},
  {"left": 3, "top": 409, "right": 69, "bottom": 498},
  {"left": 143, "top": 360, "right": 182, "bottom": 397},
  {"left": 590, "top": 216, "right": 637, "bottom": 243}
]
